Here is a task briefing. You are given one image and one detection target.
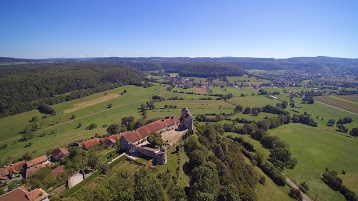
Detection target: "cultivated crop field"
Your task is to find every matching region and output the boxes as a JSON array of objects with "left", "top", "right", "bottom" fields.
[
  {"left": 195, "top": 87, "right": 208, "bottom": 95},
  {"left": 315, "top": 95, "right": 358, "bottom": 114}
]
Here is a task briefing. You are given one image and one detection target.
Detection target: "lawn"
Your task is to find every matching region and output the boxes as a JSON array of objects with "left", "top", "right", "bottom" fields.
[{"left": 270, "top": 123, "right": 358, "bottom": 201}]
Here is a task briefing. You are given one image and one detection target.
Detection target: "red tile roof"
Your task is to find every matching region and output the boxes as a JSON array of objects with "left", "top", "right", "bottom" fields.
[
  {"left": 122, "top": 116, "right": 179, "bottom": 143},
  {"left": 0, "top": 186, "right": 48, "bottom": 201},
  {"left": 0, "top": 167, "right": 9, "bottom": 177},
  {"left": 10, "top": 161, "right": 26, "bottom": 172},
  {"left": 25, "top": 155, "right": 48, "bottom": 168},
  {"left": 0, "top": 161, "right": 25, "bottom": 177},
  {"left": 0, "top": 187, "right": 29, "bottom": 201},
  {"left": 19, "top": 186, "right": 29, "bottom": 194},
  {"left": 109, "top": 133, "right": 122, "bottom": 141},
  {"left": 26, "top": 188, "right": 48, "bottom": 201},
  {"left": 51, "top": 165, "right": 65, "bottom": 177},
  {"left": 51, "top": 148, "right": 69, "bottom": 161},
  {"left": 80, "top": 138, "right": 101, "bottom": 149},
  {"left": 26, "top": 164, "right": 47, "bottom": 179}
]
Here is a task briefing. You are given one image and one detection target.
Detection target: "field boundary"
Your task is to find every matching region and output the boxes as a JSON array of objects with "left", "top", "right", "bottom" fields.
[
  {"left": 64, "top": 93, "right": 119, "bottom": 114},
  {"left": 315, "top": 100, "right": 358, "bottom": 116}
]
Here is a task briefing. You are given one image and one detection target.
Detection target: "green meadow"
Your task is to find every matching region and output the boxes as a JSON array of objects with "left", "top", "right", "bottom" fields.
[
  {"left": 270, "top": 124, "right": 358, "bottom": 201},
  {"left": 0, "top": 85, "right": 169, "bottom": 161}
]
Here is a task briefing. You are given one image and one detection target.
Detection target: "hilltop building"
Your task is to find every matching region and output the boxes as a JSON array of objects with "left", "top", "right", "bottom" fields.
[
  {"left": 179, "top": 107, "right": 193, "bottom": 130},
  {"left": 120, "top": 107, "right": 194, "bottom": 165},
  {"left": 120, "top": 116, "right": 179, "bottom": 165}
]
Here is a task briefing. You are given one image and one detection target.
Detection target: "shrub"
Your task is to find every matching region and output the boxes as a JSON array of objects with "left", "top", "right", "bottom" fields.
[{"left": 289, "top": 188, "right": 302, "bottom": 200}]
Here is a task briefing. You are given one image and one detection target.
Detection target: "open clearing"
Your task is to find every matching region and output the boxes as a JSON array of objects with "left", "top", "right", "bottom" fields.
[
  {"left": 64, "top": 93, "right": 119, "bottom": 114},
  {"left": 270, "top": 124, "right": 358, "bottom": 201},
  {"left": 195, "top": 87, "right": 208, "bottom": 95},
  {"left": 161, "top": 129, "right": 187, "bottom": 146},
  {"left": 315, "top": 95, "right": 358, "bottom": 114}
]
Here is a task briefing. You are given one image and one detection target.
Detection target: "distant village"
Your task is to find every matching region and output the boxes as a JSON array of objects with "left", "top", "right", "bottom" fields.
[{"left": 0, "top": 108, "right": 193, "bottom": 201}]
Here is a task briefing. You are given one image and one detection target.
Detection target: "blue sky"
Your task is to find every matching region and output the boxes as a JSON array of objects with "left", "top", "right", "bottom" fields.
[{"left": 0, "top": 0, "right": 357, "bottom": 58}]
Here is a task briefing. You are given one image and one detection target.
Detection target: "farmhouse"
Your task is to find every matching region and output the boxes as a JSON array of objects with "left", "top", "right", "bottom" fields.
[
  {"left": 0, "top": 186, "right": 48, "bottom": 201},
  {"left": 101, "top": 137, "right": 117, "bottom": 148},
  {"left": 0, "top": 161, "right": 25, "bottom": 181},
  {"left": 79, "top": 138, "right": 101, "bottom": 150},
  {"left": 25, "top": 155, "right": 48, "bottom": 169},
  {"left": 51, "top": 165, "right": 66, "bottom": 177},
  {"left": 50, "top": 147, "right": 69, "bottom": 161},
  {"left": 26, "top": 164, "right": 47, "bottom": 179}
]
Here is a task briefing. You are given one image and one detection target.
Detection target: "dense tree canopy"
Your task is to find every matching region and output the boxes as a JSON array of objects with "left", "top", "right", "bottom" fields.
[{"left": 0, "top": 62, "right": 144, "bottom": 118}]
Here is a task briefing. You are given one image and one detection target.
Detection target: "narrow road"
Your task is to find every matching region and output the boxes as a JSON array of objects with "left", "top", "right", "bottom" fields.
[
  {"left": 315, "top": 100, "right": 358, "bottom": 116},
  {"left": 286, "top": 177, "right": 312, "bottom": 201}
]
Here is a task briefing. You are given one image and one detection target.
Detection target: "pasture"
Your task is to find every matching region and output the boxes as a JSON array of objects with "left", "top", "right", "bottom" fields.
[
  {"left": 227, "top": 95, "right": 279, "bottom": 107},
  {"left": 172, "top": 87, "right": 196, "bottom": 93},
  {"left": 0, "top": 85, "right": 169, "bottom": 161},
  {"left": 227, "top": 75, "right": 268, "bottom": 85},
  {"left": 291, "top": 96, "right": 358, "bottom": 131},
  {"left": 270, "top": 124, "right": 358, "bottom": 201}
]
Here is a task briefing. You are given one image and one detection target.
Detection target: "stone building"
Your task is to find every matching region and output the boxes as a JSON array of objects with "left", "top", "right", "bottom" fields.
[
  {"left": 119, "top": 116, "right": 179, "bottom": 165},
  {"left": 179, "top": 107, "right": 193, "bottom": 131}
]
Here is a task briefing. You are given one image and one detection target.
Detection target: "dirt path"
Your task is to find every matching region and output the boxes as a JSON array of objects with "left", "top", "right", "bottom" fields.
[
  {"left": 316, "top": 100, "right": 358, "bottom": 116},
  {"left": 286, "top": 177, "right": 312, "bottom": 201},
  {"left": 64, "top": 93, "right": 119, "bottom": 114}
]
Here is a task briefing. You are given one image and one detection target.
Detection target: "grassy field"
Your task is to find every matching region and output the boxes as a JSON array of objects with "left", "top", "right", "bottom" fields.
[
  {"left": 270, "top": 124, "right": 358, "bottom": 201},
  {"left": 154, "top": 100, "right": 235, "bottom": 117},
  {"left": 227, "top": 75, "right": 269, "bottom": 85},
  {"left": 172, "top": 87, "right": 196, "bottom": 93},
  {"left": 0, "top": 85, "right": 170, "bottom": 161},
  {"left": 291, "top": 96, "right": 358, "bottom": 131},
  {"left": 227, "top": 95, "right": 279, "bottom": 107},
  {"left": 242, "top": 156, "right": 294, "bottom": 201}
]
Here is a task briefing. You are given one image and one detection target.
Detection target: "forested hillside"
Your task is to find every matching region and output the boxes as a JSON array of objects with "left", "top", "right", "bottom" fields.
[
  {"left": 0, "top": 62, "right": 143, "bottom": 118},
  {"left": 122, "top": 61, "right": 245, "bottom": 77},
  {"left": 184, "top": 123, "right": 258, "bottom": 200}
]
